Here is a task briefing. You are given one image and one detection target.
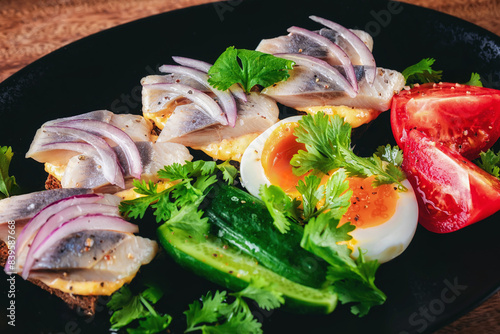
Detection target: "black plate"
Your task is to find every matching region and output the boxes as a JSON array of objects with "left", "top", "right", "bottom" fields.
[{"left": 1, "top": 0, "right": 500, "bottom": 333}]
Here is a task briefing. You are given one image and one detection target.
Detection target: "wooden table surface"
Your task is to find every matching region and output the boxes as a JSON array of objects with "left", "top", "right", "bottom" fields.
[{"left": 0, "top": 0, "right": 499, "bottom": 333}]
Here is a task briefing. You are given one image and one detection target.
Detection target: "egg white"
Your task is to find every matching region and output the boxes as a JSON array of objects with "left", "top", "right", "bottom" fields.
[
  {"left": 348, "top": 179, "right": 418, "bottom": 263},
  {"left": 240, "top": 115, "right": 418, "bottom": 263},
  {"left": 240, "top": 116, "right": 303, "bottom": 199}
]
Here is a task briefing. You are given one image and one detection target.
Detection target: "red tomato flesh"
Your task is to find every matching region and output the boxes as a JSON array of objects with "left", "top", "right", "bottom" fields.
[
  {"left": 391, "top": 82, "right": 500, "bottom": 160},
  {"left": 402, "top": 130, "right": 500, "bottom": 233}
]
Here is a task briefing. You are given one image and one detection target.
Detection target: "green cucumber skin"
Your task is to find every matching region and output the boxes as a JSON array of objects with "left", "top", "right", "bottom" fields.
[
  {"left": 157, "top": 225, "right": 337, "bottom": 314},
  {"left": 204, "top": 183, "right": 328, "bottom": 289},
  {"left": 157, "top": 230, "right": 246, "bottom": 292}
]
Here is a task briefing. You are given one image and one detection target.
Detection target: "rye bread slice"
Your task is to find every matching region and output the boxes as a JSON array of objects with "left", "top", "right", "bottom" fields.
[{"left": 1, "top": 239, "right": 99, "bottom": 316}]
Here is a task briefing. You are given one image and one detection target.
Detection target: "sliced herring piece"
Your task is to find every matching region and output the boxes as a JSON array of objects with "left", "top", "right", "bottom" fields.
[
  {"left": 30, "top": 232, "right": 158, "bottom": 282},
  {"left": 156, "top": 92, "right": 279, "bottom": 147},
  {"left": 262, "top": 67, "right": 405, "bottom": 111}
]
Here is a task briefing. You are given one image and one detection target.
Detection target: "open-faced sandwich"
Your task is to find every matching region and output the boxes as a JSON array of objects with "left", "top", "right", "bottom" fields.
[{"left": 3, "top": 14, "right": 500, "bottom": 334}]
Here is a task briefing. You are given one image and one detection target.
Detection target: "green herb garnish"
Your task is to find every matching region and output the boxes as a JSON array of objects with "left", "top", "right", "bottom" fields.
[
  {"left": 119, "top": 160, "right": 235, "bottom": 239},
  {"left": 0, "top": 146, "right": 20, "bottom": 198},
  {"left": 475, "top": 149, "right": 500, "bottom": 177},
  {"left": 290, "top": 113, "right": 406, "bottom": 190},
  {"left": 107, "top": 283, "right": 171, "bottom": 333},
  {"left": 402, "top": 57, "right": 443, "bottom": 85},
  {"left": 184, "top": 280, "right": 283, "bottom": 333},
  {"left": 464, "top": 72, "right": 483, "bottom": 87},
  {"left": 297, "top": 170, "right": 386, "bottom": 317},
  {"left": 208, "top": 46, "right": 295, "bottom": 92},
  {"left": 259, "top": 184, "right": 300, "bottom": 233}
]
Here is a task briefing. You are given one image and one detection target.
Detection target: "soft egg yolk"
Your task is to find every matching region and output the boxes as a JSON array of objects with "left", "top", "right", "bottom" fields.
[
  {"left": 260, "top": 122, "right": 400, "bottom": 232},
  {"left": 340, "top": 176, "right": 399, "bottom": 228},
  {"left": 260, "top": 122, "right": 306, "bottom": 193}
]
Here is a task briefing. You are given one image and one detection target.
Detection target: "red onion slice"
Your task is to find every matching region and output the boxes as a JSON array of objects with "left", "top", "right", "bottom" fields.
[
  {"left": 28, "top": 141, "right": 96, "bottom": 164},
  {"left": 22, "top": 213, "right": 138, "bottom": 278},
  {"left": 21, "top": 204, "right": 120, "bottom": 279},
  {"left": 287, "top": 26, "right": 358, "bottom": 92},
  {"left": 172, "top": 56, "right": 247, "bottom": 102},
  {"left": 309, "top": 16, "right": 376, "bottom": 85},
  {"left": 172, "top": 56, "right": 212, "bottom": 72},
  {"left": 7, "top": 193, "right": 102, "bottom": 273},
  {"left": 53, "top": 119, "right": 142, "bottom": 179},
  {"left": 44, "top": 125, "right": 125, "bottom": 188},
  {"left": 277, "top": 53, "right": 357, "bottom": 98},
  {"left": 143, "top": 83, "right": 228, "bottom": 126},
  {"left": 159, "top": 65, "right": 237, "bottom": 127}
]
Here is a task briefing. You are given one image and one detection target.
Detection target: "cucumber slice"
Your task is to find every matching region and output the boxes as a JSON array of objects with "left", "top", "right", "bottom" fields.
[
  {"left": 205, "top": 183, "right": 329, "bottom": 289},
  {"left": 158, "top": 226, "right": 337, "bottom": 314}
]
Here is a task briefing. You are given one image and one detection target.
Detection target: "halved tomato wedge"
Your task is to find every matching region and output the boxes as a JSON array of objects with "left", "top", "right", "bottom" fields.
[
  {"left": 402, "top": 130, "right": 500, "bottom": 233},
  {"left": 391, "top": 82, "right": 500, "bottom": 160}
]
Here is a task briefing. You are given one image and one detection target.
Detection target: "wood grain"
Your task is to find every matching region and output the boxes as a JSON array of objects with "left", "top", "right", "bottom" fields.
[
  {"left": 0, "top": 0, "right": 499, "bottom": 333},
  {"left": 0, "top": 0, "right": 219, "bottom": 82}
]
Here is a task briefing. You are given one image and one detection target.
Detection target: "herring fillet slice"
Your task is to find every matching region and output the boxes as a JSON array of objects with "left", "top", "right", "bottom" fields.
[
  {"left": 30, "top": 233, "right": 158, "bottom": 283},
  {"left": 156, "top": 92, "right": 279, "bottom": 147},
  {"left": 262, "top": 67, "right": 405, "bottom": 111},
  {"left": 60, "top": 141, "right": 193, "bottom": 190},
  {"left": 256, "top": 28, "right": 373, "bottom": 61},
  {"left": 143, "top": 83, "right": 228, "bottom": 126}
]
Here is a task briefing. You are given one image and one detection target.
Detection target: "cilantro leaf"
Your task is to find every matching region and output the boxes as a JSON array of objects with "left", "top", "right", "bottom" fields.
[
  {"left": 162, "top": 200, "right": 210, "bottom": 238},
  {"left": 119, "top": 179, "right": 167, "bottom": 221},
  {"left": 231, "top": 278, "right": 284, "bottom": 311},
  {"left": 200, "top": 305, "right": 262, "bottom": 334},
  {"left": 291, "top": 113, "right": 406, "bottom": 190},
  {"left": 374, "top": 144, "right": 404, "bottom": 166},
  {"left": 0, "top": 146, "right": 20, "bottom": 198},
  {"left": 108, "top": 286, "right": 149, "bottom": 330},
  {"left": 321, "top": 169, "right": 353, "bottom": 219},
  {"left": 217, "top": 160, "right": 239, "bottom": 185},
  {"left": 294, "top": 168, "right": 386, "bottom": 317},
  {"left": 301, "top": 210, "right": 355, "bottom": 266},
  {"left": 184, "top": 290, "right": 263, "bottom": 334},
  {"left": 475, "top": 149, "right": 500, "bottom": 178},
  {"left": 464, "top": 72, "right": 483, "bottom": 87},
  {"left": 301, "top": 211, "right": 386, "bottom": 317},
  {"left": 141, "top": 282, "right": 165, "bottom": 304},
  {"left": 296, "top": 174, "right": 324, "bottom": 221},
  {"left": 108, "top": 282, "right": 170, "bottom": 333},
  {"left": 259, "top": 184, "right": 300, "bottom": 233},
  {"left": 208, "top": 46, "right": 295, "bottom": 92},
  {"left": 327, "top": 251, "right": 386, "bottom": 317},
  {"left": 295, "top": 170, "right": 352, "bottom": 222},
  {"left": 402, "top": 58, "right": 443, "bottom": 85},
  {"left": 185, "top": 291, "right": 228, "bottom": 332},
  {"left": 126, "top": 314, "right": 172, "bottom": 334},
  {"left": 119, "top": 161, "right": 223, "bottom": 239}
]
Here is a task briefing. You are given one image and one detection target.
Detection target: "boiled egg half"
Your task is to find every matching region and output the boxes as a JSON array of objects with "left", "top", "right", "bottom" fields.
[{"left": 240, "top": 116, "right": 419, "bottom": 263}]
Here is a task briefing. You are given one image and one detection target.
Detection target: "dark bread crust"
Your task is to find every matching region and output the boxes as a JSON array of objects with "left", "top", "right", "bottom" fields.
[
  {"left": 45, "top": 173, "right": 62, "bottom": 190},
  {"left": 0, "top": 240, "right": 98, "bottom": 315}
]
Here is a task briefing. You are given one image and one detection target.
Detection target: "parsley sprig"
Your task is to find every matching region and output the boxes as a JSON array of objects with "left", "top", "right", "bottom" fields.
[
  {"left": 208, "top": 46, "right": 295, "bottom": 92},
  {"left": 107, "top": 282, "right": 171, "bottom": 333},
  {"left": 290, "top": 113, "right": 406, "bottom": 190},
  {"left": 297, "top": 170, "right": 386, "bottom": 316},
  {"left": 464, "top": 72, "right": 483, "bottom": 87},
  {"left": 259, "top": 168, "right": 386, "bottom": 316},
  {"left": 184, "top": 279, "right": 283, "bottom": 333},
  {"left": 0, "top": 146, "right": 20, "bottom": 198},
  {"left": 119, "top": 160, "right": 237, "bottom": 239},
  {"left": 402, "top": 58, "right": 443, "bottom": 85},
  {"left": 259, "top": 184, "right": 301, "bottom": 233},
  {"left": 475, "top": 149, "right": 500, "bottom": 177},
  {"left": 402, "top": 58, "right": 483, "bottom": 87}
]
